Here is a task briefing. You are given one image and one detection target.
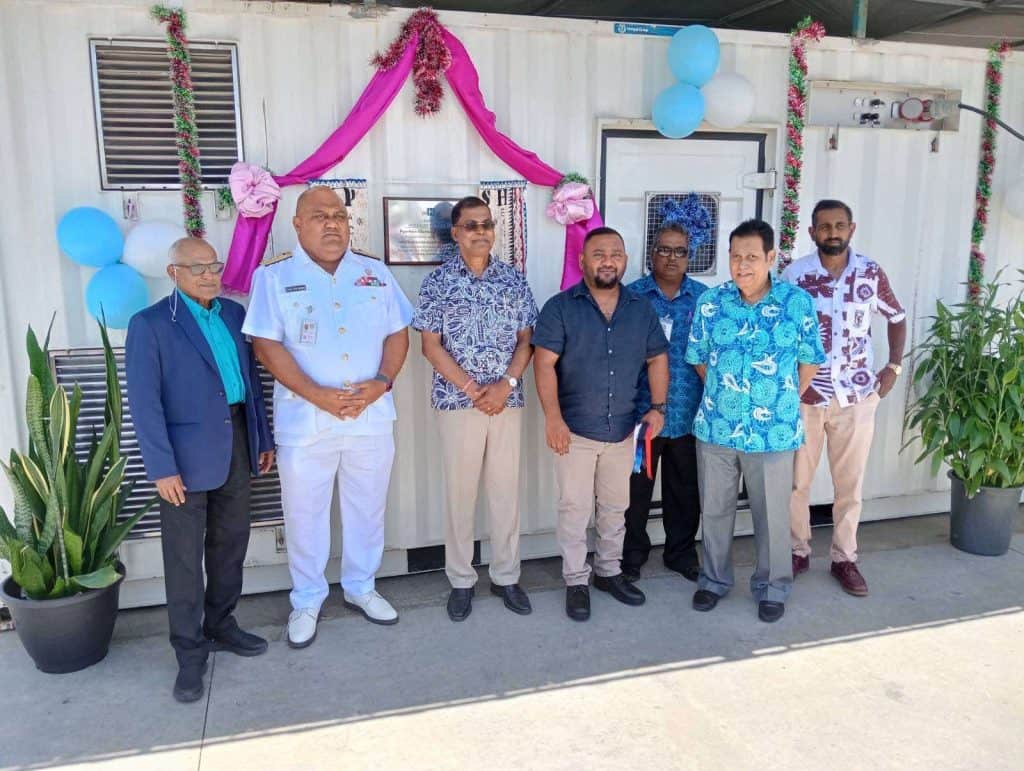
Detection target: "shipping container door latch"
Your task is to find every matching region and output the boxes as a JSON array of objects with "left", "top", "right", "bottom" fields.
[{"left": 740, "top": 170, "right": 777, "bottom": 191}]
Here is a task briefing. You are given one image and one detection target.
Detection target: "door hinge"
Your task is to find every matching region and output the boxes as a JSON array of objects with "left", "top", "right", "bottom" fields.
[{"left": 741, "top": 170, "right": 777, "bottom": 191}]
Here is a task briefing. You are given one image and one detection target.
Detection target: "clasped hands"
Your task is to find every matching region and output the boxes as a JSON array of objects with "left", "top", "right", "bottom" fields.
[
  {"left": 313, "top": 379, "right": 389, "bottom": 420},
  {"left": 462, "top": 378, "right": 511, "bottom": 417}
]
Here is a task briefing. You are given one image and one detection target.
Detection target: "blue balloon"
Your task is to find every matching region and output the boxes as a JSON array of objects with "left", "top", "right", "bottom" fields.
[
  {"left": 652, "top": 83, "right": 705, "bottom": 139},
  {"left": 85, "top": 264, "right": 149, "bottom": 329},
  {"left": 57, "top": 206, "right": 124, "bottom": 267},
  {"left": 668, "top": 25, "right": 721, "bottom": 87}
]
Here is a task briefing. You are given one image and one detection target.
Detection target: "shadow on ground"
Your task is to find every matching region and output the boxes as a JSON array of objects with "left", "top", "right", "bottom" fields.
[{"left": 1, "top": 514, "right": 1022, "bottom": 769}]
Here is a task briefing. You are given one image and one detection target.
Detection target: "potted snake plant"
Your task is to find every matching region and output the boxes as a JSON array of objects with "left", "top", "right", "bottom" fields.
[
  {"left": 905, "top": 275, "right": 1024, "bottom": 555},
  {"left": 0, "top": 319, "right": 154, "bottom": 673}
]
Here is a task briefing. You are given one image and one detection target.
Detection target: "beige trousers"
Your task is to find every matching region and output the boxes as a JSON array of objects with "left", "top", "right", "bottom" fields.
[
  {"left": 436, "top": 408, "right": 523, "bottom": 589},
  {"left": 554, "top": 433, "right": 634, "bottom": 585},
  {"left": 790, "top": 392, "right": 880, "bottom": 563}
]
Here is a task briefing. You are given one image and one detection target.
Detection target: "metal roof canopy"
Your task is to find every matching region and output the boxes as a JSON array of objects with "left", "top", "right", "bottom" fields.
[{"left": 327, "top": 0, "right": 1024, "bottom": 48}]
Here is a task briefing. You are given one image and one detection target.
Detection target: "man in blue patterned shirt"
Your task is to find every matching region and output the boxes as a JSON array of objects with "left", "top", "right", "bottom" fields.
[
  {"left": 622, "top": 223, "right": 708, "bottom": 583},
  {"left": 413, "top": 197, "right": 538, "bottom": 623},
  {"left": 685, "top": 219, "right": 825, "bottom": 623}
]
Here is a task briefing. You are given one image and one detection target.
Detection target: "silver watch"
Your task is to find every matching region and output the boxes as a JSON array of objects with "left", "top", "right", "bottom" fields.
[{"left": 505, "top": 375, "right": 519, "bottom": 388}]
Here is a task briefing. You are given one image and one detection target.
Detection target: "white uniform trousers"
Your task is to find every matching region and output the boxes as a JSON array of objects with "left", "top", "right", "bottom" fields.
[{"left": 277, "top": 432, "right": 395, "bottom": 611}]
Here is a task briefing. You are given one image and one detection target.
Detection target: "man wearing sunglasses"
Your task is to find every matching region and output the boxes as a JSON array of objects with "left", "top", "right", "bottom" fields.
[
  {"left": 126, "top": 237, "right": 275, "bottom": 703},
  {"left": 413, "top": 196, "right": 538, "bottom": 622},
  {"left": 621, "top": 223, "right": 709, "bottom": 583}
]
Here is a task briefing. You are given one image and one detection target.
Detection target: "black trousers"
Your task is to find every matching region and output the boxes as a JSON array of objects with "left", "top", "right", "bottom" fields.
[
  {"left": 622, "top": 434, "right": 701, "bottom": 572},
  {"left": 160, "top": 408, "right": 252, "bottom": 667}
]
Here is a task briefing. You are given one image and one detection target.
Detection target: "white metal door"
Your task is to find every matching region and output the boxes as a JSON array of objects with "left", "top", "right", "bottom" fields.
[
  {"left": 600, "top": 130, "right": 768, "bottom": 287},
  {"left": 599, "top": 130, "right": 770, "bottom": 536}
]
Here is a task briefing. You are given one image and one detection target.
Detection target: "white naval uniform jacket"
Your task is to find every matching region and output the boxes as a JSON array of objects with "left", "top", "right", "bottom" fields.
[{"left": 242, "top": 245, "right": 414, "bottom": 446}]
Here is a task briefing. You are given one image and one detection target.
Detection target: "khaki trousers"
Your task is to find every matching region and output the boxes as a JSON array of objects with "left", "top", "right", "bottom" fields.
[
  {"left": 436, "top": 408, "right": 523, "bottom": 589},
  {"left": 790, "top": 392, "right": 880, "bottom": 563},
  {"left": 554, "top": 433, "right": 634, "bottom": 585}
]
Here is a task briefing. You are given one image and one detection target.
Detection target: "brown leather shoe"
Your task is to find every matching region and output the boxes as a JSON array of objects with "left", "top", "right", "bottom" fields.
[
  {"left": 830, "top": 561, "right": 868, "bottom": 596},
  {"left": 792, "top": 553, "right": 810, "bottom": 577}
]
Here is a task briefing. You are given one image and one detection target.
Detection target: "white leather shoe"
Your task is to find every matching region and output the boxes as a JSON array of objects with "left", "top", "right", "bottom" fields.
[
  {"left": 287, "top": 608, "right": 319, "bottom": 648},
  {"left": 343, "top": 590, "right": 399, "bottom": 625}
]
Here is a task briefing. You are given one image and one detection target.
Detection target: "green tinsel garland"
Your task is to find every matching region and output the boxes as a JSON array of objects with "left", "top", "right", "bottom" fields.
[
  {"left": 151, "top": 4, "right": 205, "bottom": 237},
  {"left": 967, "top": 41, "right": 1011, "bottom": 299}
]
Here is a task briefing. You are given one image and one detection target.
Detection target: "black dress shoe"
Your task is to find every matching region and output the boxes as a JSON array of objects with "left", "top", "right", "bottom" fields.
[
  {"left": 593, "top": 574, "right": 646, "bottom": 606},
  {"left": 620, "top": 564, "right": 642, "bottom": 582},
  {"left": 565, "top": 585, "right": 591, "bottom": 621},
  {"left": 173, "top": 660, "right": 208, "bottom": 703},
  {"left": 692, "top": 589, "right": 720, "bottom": 612},
  {"left": 490, "top": 583, "right": 532, "bottom": 615},
  {"left": 208, "top": 626, "right": 269, "bottom": 657},
  {"left": 447, "top": 587, "right": 474, "bottom": 622},
  {"left": 758, "top": 601, "right": 785, "bottom": 623}
]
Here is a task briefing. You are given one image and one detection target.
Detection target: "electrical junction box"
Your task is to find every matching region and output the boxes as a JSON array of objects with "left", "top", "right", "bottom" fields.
[{"left": 808, "top": 80, "right": 963, "bottom": 132}]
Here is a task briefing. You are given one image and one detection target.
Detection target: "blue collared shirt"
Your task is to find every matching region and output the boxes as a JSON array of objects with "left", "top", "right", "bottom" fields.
[
  {"left": 533, "top": 281, "right": 669, "bottom": 443},
  {"left": 628, "top": 274, "right": 708, "bottom": 438},
  {"left": 177, "top": 290, "right": 246, "bottom": 404},
  {"left": 412, "top": 256, "right": 538, "bottom": 410},
  {"left": 684, "top": 277, "right": 825, "bottom": 453}
]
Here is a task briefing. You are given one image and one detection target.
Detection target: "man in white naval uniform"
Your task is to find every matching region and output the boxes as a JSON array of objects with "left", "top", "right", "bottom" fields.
[{"left": 243, "top": 186, "right": 414, "bottom": 647}]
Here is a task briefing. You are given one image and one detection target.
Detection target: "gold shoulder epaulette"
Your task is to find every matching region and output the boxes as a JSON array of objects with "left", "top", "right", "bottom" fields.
[
  {"left": 352, "top": 249, "right": 381, "bottom": 261},
  {"left": 262, "top": 251, "right": 293, "bottom": 266}
]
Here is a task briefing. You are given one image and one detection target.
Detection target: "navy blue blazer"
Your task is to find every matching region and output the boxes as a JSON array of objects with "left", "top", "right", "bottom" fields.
[{"left": 126, "top": 294, "right": 274, "bottom": 492}]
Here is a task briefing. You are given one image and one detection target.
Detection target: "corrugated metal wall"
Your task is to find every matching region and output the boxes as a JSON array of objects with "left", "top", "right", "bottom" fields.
[{"left": 2, "top": 0, "right": 1022, "bottom": 564}]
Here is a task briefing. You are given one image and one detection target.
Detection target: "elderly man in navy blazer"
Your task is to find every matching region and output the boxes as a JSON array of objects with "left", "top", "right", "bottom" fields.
[{"left": 126, "top": 237, "right": 274, "bottom": 704}]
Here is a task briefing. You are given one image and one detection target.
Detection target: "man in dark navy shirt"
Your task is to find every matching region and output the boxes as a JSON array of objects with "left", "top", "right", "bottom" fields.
[{"left": 533, "top": 227, "right": 669, "bottom": 621}]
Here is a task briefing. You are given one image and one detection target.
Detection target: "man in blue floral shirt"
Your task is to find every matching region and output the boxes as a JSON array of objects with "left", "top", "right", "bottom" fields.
[
  {"left": 413, "top": 197, "right": 538, "bottom": 623},
  {"left": 685, "top": 219, "right": 824, "bottom": 623},
  {"left": 622, "top": 222, "right": 708, "bottom": 583}
]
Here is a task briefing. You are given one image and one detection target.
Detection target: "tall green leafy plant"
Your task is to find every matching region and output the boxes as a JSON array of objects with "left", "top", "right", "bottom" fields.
[
  {"left": 0, "top": 319, "right": 155, "bottom": 599},
  {"left": 905, "top": 276, "right": 1024, "bottom": 497}
]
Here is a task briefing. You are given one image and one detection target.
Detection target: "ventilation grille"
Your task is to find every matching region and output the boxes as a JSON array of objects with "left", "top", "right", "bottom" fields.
[
  {"left": 51, "top": 348, "right": 282, "bottom": 538},
  {"left": 90, "top": 39, "right": 242, "bottom": 189},
  {"left": 643, "top": 192, "right": 720, "bottom": 275}
]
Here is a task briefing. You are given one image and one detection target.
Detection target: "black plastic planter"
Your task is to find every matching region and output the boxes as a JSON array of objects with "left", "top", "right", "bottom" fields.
[
  {"left": 949, "top": 472, "right": 1022, "bottom": 556},
  {"left": 0, "top": 564, "right": 125, "bottom": 674}
]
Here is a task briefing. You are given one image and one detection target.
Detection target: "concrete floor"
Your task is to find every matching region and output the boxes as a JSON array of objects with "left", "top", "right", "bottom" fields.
[{"left": 1, "top": 513, "right": 1022, "bottom": 771}]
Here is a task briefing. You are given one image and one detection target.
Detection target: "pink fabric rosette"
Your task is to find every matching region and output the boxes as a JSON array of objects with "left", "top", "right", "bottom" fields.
[
  {"left": 229, "top": 162, "right": 282, "bottom": 218},
  {"left": 545, "top": 182, "right": 595, "bottom": 226}
]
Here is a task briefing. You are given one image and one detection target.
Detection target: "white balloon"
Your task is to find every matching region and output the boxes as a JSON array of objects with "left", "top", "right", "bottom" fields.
[
  {"left": 701, "top": 72, "right": 756, "bottom": 129},
  {"left": 122, "top": 220, "right": 188, "bottom": 278},
  {"left": 1005, "top": 178, "right": 1024, "bottom": 220}
]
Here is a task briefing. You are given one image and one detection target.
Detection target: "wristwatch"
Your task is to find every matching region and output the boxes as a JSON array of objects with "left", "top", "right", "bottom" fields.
[
  {"left": 650, "top": 402, "right": 667, "bottom": 415},
  {"left": 885, "top": 363, "right": 903, "bottom": 376},
  {"left": 505, "top": 375, "right": 519, "bottom": 388},
  {"left": 373, "top": 372, "right": 394, "bottom": 392}
]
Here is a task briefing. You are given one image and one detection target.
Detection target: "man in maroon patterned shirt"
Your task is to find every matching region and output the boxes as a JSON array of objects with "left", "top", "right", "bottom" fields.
[{"left": 782, "top": 200, "right": 907, "bottom": 596}]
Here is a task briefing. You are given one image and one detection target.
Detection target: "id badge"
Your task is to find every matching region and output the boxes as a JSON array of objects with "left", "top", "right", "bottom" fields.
[
  {"left": 300, "top": 318, "right": 318, "bottom": 345},
  {"left": 660, "top": 315, "right": 673, "bottom": 342}
]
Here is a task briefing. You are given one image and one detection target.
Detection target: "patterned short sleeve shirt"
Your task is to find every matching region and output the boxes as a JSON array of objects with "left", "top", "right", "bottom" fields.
[
  {"left": 685, "top": 278, "right": 826, "bottom": 453},
  {"left": 782, "top": 251, "right": 905, "bottom": 408},
  {"left": 412, "top": 256, "right": 538, "bottom": 410},
  {"left": 627, "top": 274, "right": 708, "bottom": 438}
]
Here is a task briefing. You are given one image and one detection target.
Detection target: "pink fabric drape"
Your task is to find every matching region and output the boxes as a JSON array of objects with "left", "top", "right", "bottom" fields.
[
  {"left": 223, "top": 25, "right": 601, "bottom": 293},
  {"left": 441, "top": 29, "right": 601, "bottom": 288},
  {"left": 222, "top": 35, "right": 420, "bottom": 293}
]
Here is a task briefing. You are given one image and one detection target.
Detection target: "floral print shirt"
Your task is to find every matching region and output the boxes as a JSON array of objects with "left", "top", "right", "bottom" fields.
[
  {"left": 685, "top": 277, "right": 825, "bottom": 453},
  {"left": 412, "top": 256, "right": 538, "bottom": 410}
]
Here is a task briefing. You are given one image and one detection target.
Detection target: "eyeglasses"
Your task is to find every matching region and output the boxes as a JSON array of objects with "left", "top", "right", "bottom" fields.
[
  {"left": 457, "top": 220, "right": 496, "bottom": 233},
  {"left": 174, "top": 261, "right": 225, "bottom": 276},
  {"left": 653, "top": 246, "right": 690, "bottom": 260}
]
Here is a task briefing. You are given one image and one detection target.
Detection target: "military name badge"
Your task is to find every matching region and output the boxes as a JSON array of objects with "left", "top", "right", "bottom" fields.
[{"left": 300, "top": 319, "right": 318, "bottom": 345}]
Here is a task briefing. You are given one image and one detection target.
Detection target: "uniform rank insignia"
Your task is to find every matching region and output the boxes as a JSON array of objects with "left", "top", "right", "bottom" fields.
[
  {"left": 262, "top": 250, "right": 293, "bottom": 266},
  {"left": 354, "top": 269, "right": 386, "bottom": 287}
]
